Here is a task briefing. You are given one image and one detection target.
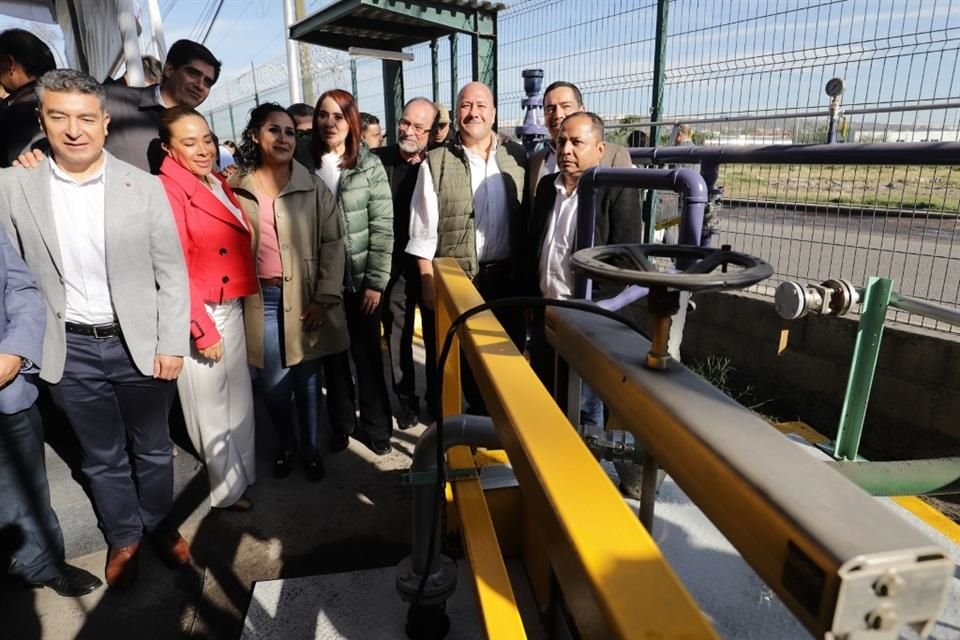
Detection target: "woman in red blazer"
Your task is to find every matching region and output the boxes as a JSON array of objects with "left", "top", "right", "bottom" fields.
[{"left": 158, "top": 106, "right": 258, "bottom": 512}]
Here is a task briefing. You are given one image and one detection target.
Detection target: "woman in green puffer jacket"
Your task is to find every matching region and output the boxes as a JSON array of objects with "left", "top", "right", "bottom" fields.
[{"left": 311, "top": 89, "right": 396, "bottom": 456}]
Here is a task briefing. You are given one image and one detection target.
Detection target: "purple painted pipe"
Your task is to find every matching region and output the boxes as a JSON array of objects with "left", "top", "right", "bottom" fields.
[
  {"left": 574, "top": 166, "right": 709, "bottom": 298},
  {"left": 627, "top": 141, "right": 960, "bottom": 165}
]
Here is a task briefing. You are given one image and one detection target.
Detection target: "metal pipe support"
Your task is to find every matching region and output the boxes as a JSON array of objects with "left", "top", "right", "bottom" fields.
[{"left": 396, "top": 415, "right": 501, "bottom": 606}]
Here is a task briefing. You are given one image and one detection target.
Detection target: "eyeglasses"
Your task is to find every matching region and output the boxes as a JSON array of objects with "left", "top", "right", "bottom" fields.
[{"left": 398, "top": 118, "right": 429, "bottom": 134}]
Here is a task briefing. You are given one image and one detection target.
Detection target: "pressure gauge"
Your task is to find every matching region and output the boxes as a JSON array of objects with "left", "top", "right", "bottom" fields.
[{"left": 825, "top": 77, "right": 846, "bottom": 97}]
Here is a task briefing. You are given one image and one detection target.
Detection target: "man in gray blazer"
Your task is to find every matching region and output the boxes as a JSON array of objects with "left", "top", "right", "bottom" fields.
[
  {"left": 0, "top": 224, "right": 103, "bottom": 597},
  {"left": 526, "top": 81, "right": 634, "bottom": 207},
  {"left": 0, "top": 69, "right": 190, "bottom": 590}
]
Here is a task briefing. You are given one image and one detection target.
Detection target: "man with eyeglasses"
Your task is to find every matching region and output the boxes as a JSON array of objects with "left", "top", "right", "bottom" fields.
[{"left": 372, "top": 98, "right": 440, "bottom": 428}]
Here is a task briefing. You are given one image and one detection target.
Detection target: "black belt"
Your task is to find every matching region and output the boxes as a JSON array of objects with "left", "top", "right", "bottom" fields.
[
  {"left": 65, "top": 321, "right": 121, "bottom": 339},
  {"left": 477, "top": 260, "right": 511, "bottom": 273}
]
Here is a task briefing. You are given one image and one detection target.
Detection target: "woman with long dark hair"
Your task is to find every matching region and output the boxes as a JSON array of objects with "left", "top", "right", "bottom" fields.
[
  {"left": 157, "top": 106, "right": 258, "bottom": 510},
  {"left": 310, "top": 89, "right": 394, "bottom": 455},
  {"left": 230, "top": 102, "right": 349, "bottom": 481}
]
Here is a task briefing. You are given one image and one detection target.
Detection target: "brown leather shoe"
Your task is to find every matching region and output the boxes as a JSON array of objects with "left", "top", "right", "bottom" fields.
[
  {"left": 151, "top": 530, "right": 191, "bottom": 567},
  {"left": 105, "top": 542, "right": 140, "bottom": 589}
]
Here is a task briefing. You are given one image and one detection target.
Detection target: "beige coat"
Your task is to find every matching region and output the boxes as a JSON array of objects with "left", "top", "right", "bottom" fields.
[{"left": 229, "top": 161, "right": 349, "bottom": 368}]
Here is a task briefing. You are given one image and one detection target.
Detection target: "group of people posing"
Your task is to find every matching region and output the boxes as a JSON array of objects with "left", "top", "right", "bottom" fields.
[{"left": 0, "top": 33, "right": 641, "bottom": 599}]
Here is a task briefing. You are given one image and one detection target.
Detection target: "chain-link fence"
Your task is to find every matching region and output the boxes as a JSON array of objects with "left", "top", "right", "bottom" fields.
[{"left": 203, "top": 0, "right": 960, "bottom": 333}]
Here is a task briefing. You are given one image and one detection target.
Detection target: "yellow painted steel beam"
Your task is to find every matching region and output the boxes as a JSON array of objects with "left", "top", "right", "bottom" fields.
[
  {"left": 548, "top": 310, "right": 952, "bottom": 638},
  {"left": 447, "top": 446, "right": 527, "bottom": 639},
  {"left": 433, "top": 258, "right": 717, "bottom": 640}
]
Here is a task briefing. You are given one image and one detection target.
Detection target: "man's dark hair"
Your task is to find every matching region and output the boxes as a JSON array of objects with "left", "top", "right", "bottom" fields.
[
  {"left": 360, "top": 112, "right": 380, "bottom": 132},
  {"left": 287, "top": 102, "right": 314, "bottom": 119},
  {"left": 165, "top": 39, "right": 222, "bottom": 84},
  {"left": 0, "top": 28, "right": 55, "bottom": 79},
  {"left": 36, "top": 69, "right": 106, "bottom": 109},
  {"left": 543, "top": 81, "right": 583, "bottom": 107},
  {"left": 560, "top": 111, "right": 605, "bottom": 141}
]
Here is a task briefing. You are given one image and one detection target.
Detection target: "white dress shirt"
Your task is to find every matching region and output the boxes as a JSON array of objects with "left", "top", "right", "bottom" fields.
[
  {"left": 208, "top": 177, "right": 248, "bottom": 229},
  {"left": 316, "top": 152, "right": 343, "bottom": 199},
  {"left": 49, "top": 157, "right": 115, "bottom": 324},
  {"left": 537, "top": 147, "right": 557, "bottom": 185},
  {"left": 406, "top": 135, "right": 511, "bottom": 263},
  {"left": 538, "top": 175, "right": 580, "bottom": 300}
]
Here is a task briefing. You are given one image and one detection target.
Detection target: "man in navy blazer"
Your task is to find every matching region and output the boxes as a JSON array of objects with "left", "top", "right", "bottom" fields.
[{"left": 0, "top": 225, "right": 102, "bottom": 597}]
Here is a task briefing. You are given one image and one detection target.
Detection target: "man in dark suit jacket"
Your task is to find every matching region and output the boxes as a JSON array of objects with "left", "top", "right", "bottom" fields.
[
  {"left": 526, "top": 81, "right": 633, "bottom": 207},
  {"left": 0, "top": 29, "right": 56, "bottom": 167},
  {"left": 373, "top": 97, "right": 439, "bottom": 427},
  {"left": 104, "top": 39, "right": 221, "bottom": 173},
  {"left": 17, "top": 40, "right": 221, "bottom": 174},
  {"left": 525, "top": 112, "right": 642, "bottom": 425}
]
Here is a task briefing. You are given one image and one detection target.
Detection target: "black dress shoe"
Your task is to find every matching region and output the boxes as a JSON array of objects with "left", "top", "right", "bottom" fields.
[
  {"left": 273, "top": 450, "right": 295, "bottom": 479},
  {"left": 369, "top": 438, "right": 392, "bottom": 456},
  {"left": 329, "top": 432, "right": 350, "bottom": 454},
  {"left": 31, "top": 564, "right": 103, "bottom": 597},
  {"left": 304, "top": 455, "right": 326, "bottom": 482},
  {"left": 396, "top": 409, "right": 419, "bottom": 430}
]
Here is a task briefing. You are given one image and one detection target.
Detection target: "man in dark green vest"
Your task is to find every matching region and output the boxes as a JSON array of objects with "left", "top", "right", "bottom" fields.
[{"left": 406, "top": 81, "right": 528, "bottom": 414}]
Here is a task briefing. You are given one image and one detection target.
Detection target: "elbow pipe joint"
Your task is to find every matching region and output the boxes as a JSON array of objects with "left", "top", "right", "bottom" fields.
[{"left": 397, "top": 415, "right": 500, "bottom": 606}]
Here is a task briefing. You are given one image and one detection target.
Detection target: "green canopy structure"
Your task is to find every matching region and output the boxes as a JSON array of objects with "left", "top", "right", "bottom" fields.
[{"left": 289, "top": 0, "right": 505, "bottom": 136}]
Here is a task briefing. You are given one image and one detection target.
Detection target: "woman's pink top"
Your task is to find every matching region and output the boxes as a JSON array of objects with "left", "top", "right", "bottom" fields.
[{"left": 255, "top": 190, "right": 284, "bottom": 279}]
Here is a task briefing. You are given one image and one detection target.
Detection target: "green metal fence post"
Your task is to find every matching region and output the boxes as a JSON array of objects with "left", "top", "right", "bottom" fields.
[
  {"left": 833, "top": 276, "right": 893, "bottom": 461},
  {"left": 449, "top": 34, "right": 458, "bottom": 106},
  {"left": 431, "top": 38, "right": 440, "bottom": 102},
  {"left": 382, "top": 59, "right": 404, "bottom": 145},
  {"left": 642, "top": 0, "right": 670, "bottom": 243},
  {"left": 350, "top": 58, "right": 357, "bottom": 98}
]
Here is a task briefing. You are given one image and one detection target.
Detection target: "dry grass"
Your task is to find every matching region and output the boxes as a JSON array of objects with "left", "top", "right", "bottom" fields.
[{"left": 718, "top": 164, "right": 960, "bottom": 212}]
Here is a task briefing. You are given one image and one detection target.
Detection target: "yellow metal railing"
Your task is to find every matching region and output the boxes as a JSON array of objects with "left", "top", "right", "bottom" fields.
[{"left": 432, "top": 258, "right": 718, "bottom": 639}]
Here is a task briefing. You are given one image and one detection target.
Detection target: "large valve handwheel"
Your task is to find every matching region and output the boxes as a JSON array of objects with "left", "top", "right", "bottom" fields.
[{"left": 571, "top": 243, "right": 773, "bottom": 292}]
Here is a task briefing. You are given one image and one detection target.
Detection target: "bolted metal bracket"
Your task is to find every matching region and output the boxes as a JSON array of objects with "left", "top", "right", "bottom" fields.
[{"left": 401, "top": 467, "right": 478, "bottom": 486}]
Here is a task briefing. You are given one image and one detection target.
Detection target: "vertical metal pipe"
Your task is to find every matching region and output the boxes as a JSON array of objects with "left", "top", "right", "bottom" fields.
[
  {"left": 638, "top": 453, "right": 659, "bottom": 531},
  {"left": 409, "top": 416, "right": 500, "bottom": 575},
  {"left": 283, "top": 0, "right": 303, "bottom": 104},
  {"left": 449, "top": 34, "right": 458, "bottom": 107},
  {"left": 145, "top": 0, "right": 167, "bottom": 60},
  {"left": 833, "top": 276, "right": 892, "bottom": 461},
  {"left": 430, "top": 38, "right": 440, "bottom": 102},
  {"left": 350, "top": 58, "right": 358, "bottom": 98},
  {"left": 382, "top": 59, "right": 404, "bottom": 148},
  {"left": 117, "top": 0, "right": 144, "bottom": 87},
  {"left": 642, "top": 0, "right": 670, "bottom": 243},
  {"left": 250, "top": 60, "right": 260, "bottom": 106},
  {"left": 295, "top": 0, "right": 314, "bottom": 106}
]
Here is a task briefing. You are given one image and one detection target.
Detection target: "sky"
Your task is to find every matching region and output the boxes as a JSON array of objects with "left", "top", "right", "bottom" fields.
[{"left": 0, "top": 0, "right": 300, "bottom": 80}]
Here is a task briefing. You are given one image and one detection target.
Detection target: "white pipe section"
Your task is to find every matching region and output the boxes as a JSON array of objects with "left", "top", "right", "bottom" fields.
[
  {"left": 117, "top": 0, "right": 144, "bottom": 86},
  {"left": 283, "top": 0, "right": 303, "bottom": 104},
  {"left": 146, "top": 0, "right": 167, "bottom": 61}
]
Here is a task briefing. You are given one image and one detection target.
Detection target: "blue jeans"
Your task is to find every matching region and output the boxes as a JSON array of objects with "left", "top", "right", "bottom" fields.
[
  {"left": 258, "top": 285, "right": 326, "bottom": 455},
  {"left": 0, "top": 404, "right": 64, "bottom": 581}
]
